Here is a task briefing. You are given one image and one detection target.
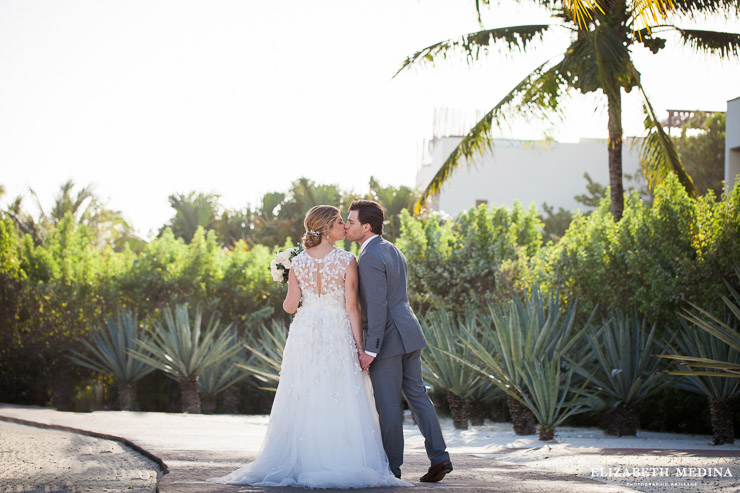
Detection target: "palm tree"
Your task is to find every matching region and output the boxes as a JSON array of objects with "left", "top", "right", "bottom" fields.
[
  {"left": 67, "top": 309, "right": 154, "bottom": 410},
  {"left": 163, "top": 192, "right": 221, "bottom": 243},
  {"left": 400, "top": 1, "right": 738, "bottom": 220},
  {"left": 666, "top": 318, "right": 740, "bottom": 445},
  {"left": 130, "top": 303, "right": 242, "bottom": 413}
]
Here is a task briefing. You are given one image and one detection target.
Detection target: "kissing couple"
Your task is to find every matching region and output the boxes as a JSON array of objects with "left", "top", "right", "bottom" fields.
[{"left": 209, "top": 200, "right": 453, "bottom": 488}]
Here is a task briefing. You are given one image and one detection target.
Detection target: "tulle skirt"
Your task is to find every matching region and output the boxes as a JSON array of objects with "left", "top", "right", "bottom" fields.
[{"left": 207, "top": 300, "right": 409, "bottom": 489}]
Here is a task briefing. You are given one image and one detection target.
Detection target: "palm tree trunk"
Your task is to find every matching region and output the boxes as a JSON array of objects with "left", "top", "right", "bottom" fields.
[
  {"left": 507, "top": 394, "right": 536, "bottom": 435},
  {"left": 607, "top": 89, "right": 624, "bottom": 221},
  {"left": 179, "top": 378, "right": 201, "bottom": 413},
  {"left": 538, "top": 424, "right": 555, "bottom": 441},
  {"left": 446, "top": 390, "right": 469, "bottom": 430},
  {"left": 223, "top": 385, "right": 241, "bottom": 414},
  {"left": 201, "top": 394, "right": 216, "bottom": 414},
  {"left": 468, "top": 400, "right": 488, "bottom": 426},
  {"left": 117, "top": 382, "right": 136, "bottom": 411},
  {"left": 603, "top": 403, "right": 639, "bottom": 436},
  {"left": 709, "top": 398, "right": 734, "bottom": 445},
  {"left": 488, "top": 399, "right": 509, "bottom": 422}
]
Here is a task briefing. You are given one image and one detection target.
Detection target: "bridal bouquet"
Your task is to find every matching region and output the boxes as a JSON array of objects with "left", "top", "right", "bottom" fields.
[{"left": 270, "top": 247, "right": 302, "bottom": 283}]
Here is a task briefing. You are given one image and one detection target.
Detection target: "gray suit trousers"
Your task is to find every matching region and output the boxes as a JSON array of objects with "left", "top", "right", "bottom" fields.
[{"left": 369, "top": 349, "right": 450, "bottom": 476}]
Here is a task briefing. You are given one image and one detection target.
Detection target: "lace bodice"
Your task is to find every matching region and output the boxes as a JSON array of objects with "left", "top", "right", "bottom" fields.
[{"left": 291, "top": 248, "right": 355, "bottom": 306}]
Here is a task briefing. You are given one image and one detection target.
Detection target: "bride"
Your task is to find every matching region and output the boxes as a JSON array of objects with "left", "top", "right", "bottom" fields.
[{"left": 208, "top": 205, "right": 408, "bottom": 488}]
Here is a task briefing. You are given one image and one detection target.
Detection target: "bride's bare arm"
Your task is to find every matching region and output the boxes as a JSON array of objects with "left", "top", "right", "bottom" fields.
[
  {"left": 283, "top": 268, "right": 301, "bottom": 314},
  {"left": 344, "top": 258, "right": 364, "bottom": 353}
]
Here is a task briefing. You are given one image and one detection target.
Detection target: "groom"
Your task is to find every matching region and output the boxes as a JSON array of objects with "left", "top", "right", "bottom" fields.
[{"left": 345, "top": 200, "right": 452, "bottom": 482}]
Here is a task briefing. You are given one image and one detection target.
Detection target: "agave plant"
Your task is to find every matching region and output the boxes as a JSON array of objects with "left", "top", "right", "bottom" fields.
[
  {"left": 661, "top": 279, "right": 740, "bottom": 378},
  {"left": 130, "top": 304, "right": 242, "bottom": 413},
  {"left": 517, "top": 355, "right": 595, "bottom": 440},
  {"left": 463, "top": 287, "right": 587, "bottom": 435},
  {"left": 239, "top": 319, "right": 289, "bottom": 391},
  {"left": 420, "top": 310, "right": 485, "bottom": 429},
  {"left": 660, "top": 284, "right": 740, "bottom": 445},
  {"left": 68, "top": 309, "right": 153, "bottom": 410},
  {"left": 572, "top": 312, "right": 672, "bottom": 436},
  {"left": 198, "top": 336, "right": 249, "bottom": 414}
]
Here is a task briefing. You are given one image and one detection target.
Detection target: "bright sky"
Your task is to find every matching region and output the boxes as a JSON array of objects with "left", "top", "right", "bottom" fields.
[{"left": 1, "top": 0, "right": 738, "bottom": 238}]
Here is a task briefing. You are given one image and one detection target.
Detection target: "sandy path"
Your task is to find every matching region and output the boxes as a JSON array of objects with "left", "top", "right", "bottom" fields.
[{"left": 0, "top": 421, "right": 161, "bottom": 493}]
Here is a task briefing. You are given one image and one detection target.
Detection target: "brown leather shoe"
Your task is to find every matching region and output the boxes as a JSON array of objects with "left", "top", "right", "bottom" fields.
[{"left": 420, "top": 459, "right": 453, "bottom": 482}]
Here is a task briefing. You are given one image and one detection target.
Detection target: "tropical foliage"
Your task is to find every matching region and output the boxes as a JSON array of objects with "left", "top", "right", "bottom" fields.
[
  {"left": 571, "top": 312, "right": 672, "bottom": 436},
  {"left": 458, "top": 287, "right": 588, "bottom": 436},
  {"left": 516, "top": 355, "right": 595, "bottom": 440},
  {"left": 420, "top": 311, "right": 486, "bottom": 429},
  {"left": 67, "top": 309, "right": 154, "bottom": 410},
  {"left": 129, "top": 304, "right": 242, "bottom": 413},
  {"left": 398, "top": 201, "right": 542, "bottom": 312},
  {"left": 400, "top": 0, "right": 739, "bottom": 219},
  {"left": 239, "top": 319, "right": 289, "bottom": 391},
  {"left": 665, "top": 317, "right": 740, "bottom": 445},
  {"left": 198, "top": 348, "right": 250, "bottom": 414}
]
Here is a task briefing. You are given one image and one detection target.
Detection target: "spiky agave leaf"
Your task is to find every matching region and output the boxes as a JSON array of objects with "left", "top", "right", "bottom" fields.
[
  {"left": 420, "top": 310, "right": 483, "bottom": 400},
  {"left": 129, "top": 304, "right": 242, "bottom": 381},
  {"left": 661, "top": 279, "right": 740, "bottom": 378},
  {"left": 458, "top": 287, "right": 588, "bottom": 395},
  {"left": 516, "top": 355, "right": 596, "bottom": 436},
  {"left": 571, "top": 312, "right": 672, "bottom": 409},
  {"left": 665, "top": 318, "right": 740, "bottom": 398},
  {"left": 239, "top": 319, "right": 289, "bottom": 391},
  {"left": 68, "top": 309, "right": 154, "bottom": 384}
]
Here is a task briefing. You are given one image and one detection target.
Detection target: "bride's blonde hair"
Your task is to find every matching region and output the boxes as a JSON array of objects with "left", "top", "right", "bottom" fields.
[{"left": 302, "top": 205, "right": 340, "bottom": 249}]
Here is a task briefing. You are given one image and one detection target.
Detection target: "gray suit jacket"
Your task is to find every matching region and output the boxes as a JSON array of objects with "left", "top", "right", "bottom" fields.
[{"left": 357, "top": 237, "right": 427, "bottom": 359}]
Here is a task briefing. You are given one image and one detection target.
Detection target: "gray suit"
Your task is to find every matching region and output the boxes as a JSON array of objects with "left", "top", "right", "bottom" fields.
[{"left": 358, "top": 236, "right": 449, "bottom": 477}]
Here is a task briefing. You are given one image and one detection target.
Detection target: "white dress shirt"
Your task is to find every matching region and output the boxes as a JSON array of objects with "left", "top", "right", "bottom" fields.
[{"left": 359, "top": 235, "right": 380, "bottom": 358}]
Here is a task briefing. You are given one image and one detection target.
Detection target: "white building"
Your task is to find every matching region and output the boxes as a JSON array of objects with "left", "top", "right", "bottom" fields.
[
  {"left": 726, "top": 97, "right": 740, "bottom": 191},
  {"left": 416, "top": 136, "right": 643, "bottom": 217}
]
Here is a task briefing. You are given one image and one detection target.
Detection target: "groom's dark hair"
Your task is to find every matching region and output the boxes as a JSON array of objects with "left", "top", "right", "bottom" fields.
[{"left": 349, "top": 200, "right": 384, "bottom": 235}]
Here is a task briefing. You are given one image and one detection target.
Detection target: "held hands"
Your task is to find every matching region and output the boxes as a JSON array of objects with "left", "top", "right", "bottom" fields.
[{"left": 358, "top": 350, "right": 375, "bottom": 372}]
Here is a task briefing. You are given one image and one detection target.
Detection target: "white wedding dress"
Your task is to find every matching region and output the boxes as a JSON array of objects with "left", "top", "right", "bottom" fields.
[{"left": 208, "top": 247, "right": 408, "bottom": 489}]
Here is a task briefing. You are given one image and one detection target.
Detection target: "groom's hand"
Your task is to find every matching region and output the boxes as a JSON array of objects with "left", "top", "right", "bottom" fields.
[{"left": 359, "top": 352, "right": 375, "bottom": 372}]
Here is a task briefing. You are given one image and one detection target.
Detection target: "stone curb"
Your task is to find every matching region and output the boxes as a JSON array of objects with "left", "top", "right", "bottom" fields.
[{"left": 0, "top": 414, "right": 169, "bottom": 491}]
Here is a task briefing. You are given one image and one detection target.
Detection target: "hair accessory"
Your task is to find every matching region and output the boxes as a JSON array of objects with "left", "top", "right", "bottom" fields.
[{"left": 307, "top": 230, "right": 322, "bottom": 236}]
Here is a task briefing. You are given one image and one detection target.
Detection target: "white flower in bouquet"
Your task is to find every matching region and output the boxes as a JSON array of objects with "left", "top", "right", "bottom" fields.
[{"left": 269, "top": 247, "right": 302, "bottom": 283}]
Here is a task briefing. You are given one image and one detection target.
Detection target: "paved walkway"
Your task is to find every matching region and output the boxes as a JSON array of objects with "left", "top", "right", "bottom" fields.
[{"left": 2, "top": 403, "right": 737, "bottom": 492}]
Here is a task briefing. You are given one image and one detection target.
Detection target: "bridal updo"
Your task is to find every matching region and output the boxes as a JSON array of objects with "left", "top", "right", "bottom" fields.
[{"left": 302, "top": 205, "right": 340, "bottom": 249}]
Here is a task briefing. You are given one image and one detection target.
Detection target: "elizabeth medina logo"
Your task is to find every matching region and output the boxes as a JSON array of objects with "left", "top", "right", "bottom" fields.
[{"left": 591, "top": 467, "right": 733, "bottom": 478}]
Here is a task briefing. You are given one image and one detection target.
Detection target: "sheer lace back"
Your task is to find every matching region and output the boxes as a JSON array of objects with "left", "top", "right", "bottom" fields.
[{"left": 292, "top": 248, "right": 355, "bottom": 306}]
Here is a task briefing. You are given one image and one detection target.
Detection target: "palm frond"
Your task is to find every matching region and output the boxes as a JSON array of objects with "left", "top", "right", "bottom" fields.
[
  {"left": 672, "top": 0, "right": 739, "bottom": 19},
  {"left": 414, "top": 58, "right": 566, "bottom": 213},
  {"left": 396, "top": 25, "right": 550, "bottom": 76},
  {"left": 676, "top": 29, "right": 740, "bottom": 59},
  {"left": 638, "top": 88, "right": 698, "bottom": 198},
  {"left": 632, "top": 0, "right": 675, "bottom": 32}
]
